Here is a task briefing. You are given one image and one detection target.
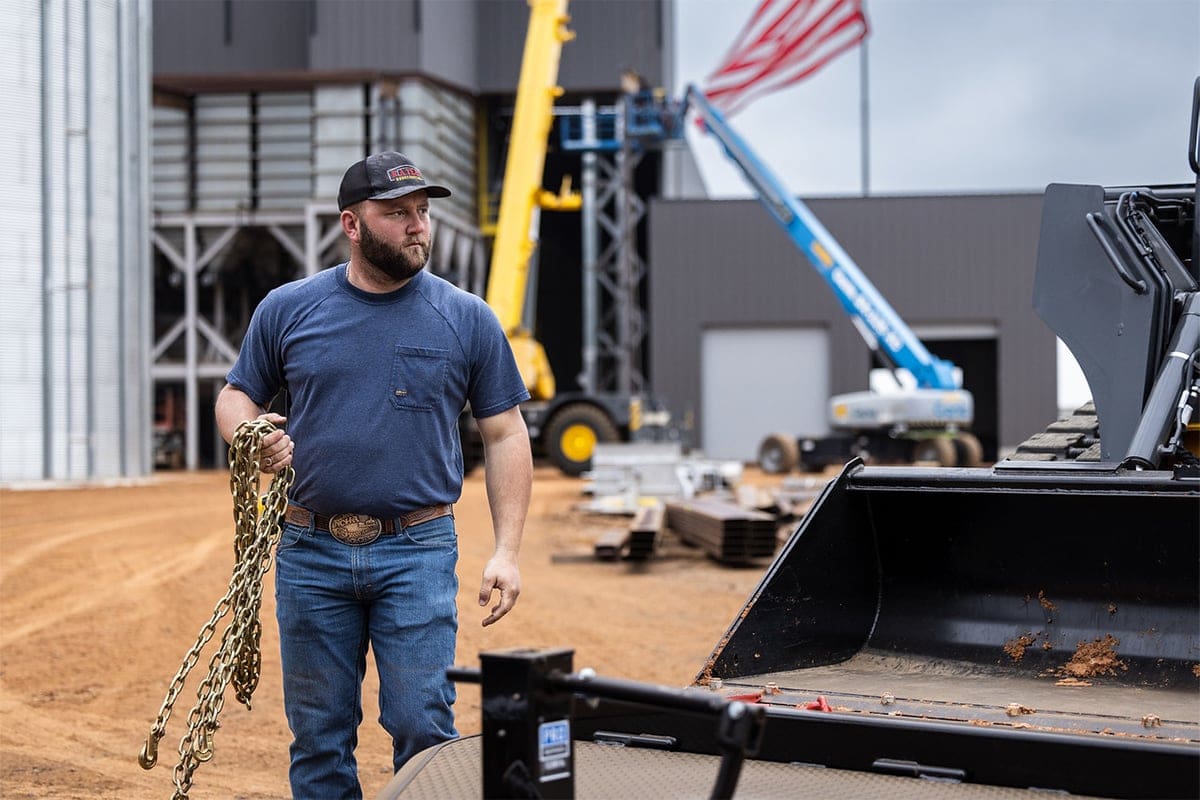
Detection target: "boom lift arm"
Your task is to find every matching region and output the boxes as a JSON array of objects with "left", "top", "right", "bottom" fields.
[
  {"left": 678, "top": 84, "right": 975, "bottom": 470},
  {"left": 682, "top": 84, "right": 962, "bottom": 391}
]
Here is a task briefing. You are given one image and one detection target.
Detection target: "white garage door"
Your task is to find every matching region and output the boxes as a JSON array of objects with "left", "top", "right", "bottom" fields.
[{"left": 701, "top": 327, "right": 830, "bottom": 462}]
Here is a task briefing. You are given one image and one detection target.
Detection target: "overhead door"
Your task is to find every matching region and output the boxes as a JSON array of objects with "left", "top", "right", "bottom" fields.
[{"left": 702, "top": 327, "right": 829, "bottom": 462}]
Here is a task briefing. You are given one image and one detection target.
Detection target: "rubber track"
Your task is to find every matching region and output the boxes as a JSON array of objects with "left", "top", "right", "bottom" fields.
[{"left": 1006, "top": 401, "right": 1100, "bottom": 462}]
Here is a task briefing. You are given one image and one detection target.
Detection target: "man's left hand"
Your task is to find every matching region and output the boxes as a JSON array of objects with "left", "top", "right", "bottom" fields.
[{"left": 478, "top": 553, "right": 521, "bottom": 626}]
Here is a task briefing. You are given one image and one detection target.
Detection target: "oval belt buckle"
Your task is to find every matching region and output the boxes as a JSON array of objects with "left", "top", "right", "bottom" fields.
[{"left": 329, "top": 513, "right": 382, "bottom": 545}]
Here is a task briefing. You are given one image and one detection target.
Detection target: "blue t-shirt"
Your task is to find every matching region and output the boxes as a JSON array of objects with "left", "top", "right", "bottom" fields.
[{"left": 226, "top": 264, "right": 530, "bottom": 517}]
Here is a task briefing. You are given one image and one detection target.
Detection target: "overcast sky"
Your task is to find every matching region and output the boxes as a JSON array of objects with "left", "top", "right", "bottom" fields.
[
  {"left": 672, "top": 0, "right": 1199, "bottom": 408},
  {"left": 675, "top": 0, "right": 1199, "bottom": 198}
]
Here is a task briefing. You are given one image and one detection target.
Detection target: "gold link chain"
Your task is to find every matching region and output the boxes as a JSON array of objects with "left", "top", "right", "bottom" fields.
[{"left": 139, "top": 419, "right": 294, "bottom": 799}]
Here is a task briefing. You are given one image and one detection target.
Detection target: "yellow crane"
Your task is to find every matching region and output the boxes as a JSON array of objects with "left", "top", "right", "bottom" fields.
[
  {"left": 486, "top": 0, "right": 580, "bottom": 403},
  {"left": 469, "top": 0, "right": 664, "bottom": 476}
]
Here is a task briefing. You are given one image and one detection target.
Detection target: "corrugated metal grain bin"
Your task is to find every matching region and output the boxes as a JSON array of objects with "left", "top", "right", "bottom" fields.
[{"left": 0, "top": 0, "right": 153, "bottom": 482}]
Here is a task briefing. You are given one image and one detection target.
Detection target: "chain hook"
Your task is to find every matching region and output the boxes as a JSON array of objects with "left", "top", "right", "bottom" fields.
[
  {"left": 139, "top": 734, "right": 160, "bottom": 769},
  {"left": 194, "top": 724, "right": 215, "bottom": 762}
]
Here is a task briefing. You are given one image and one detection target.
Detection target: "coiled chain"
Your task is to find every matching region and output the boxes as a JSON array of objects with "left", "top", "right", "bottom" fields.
[{"left": 138, "top": 419, "right": 294, "bottom": 799}]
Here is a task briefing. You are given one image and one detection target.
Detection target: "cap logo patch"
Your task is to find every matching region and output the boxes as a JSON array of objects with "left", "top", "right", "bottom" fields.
[{"left": 387, "top": 165, "right": 422, "bottom": 183}]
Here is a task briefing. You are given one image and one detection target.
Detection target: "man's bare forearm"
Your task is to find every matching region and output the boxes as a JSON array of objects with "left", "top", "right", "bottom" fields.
[
  {"left": 484, "top": 425, "right": 532, "bottom": 556},
  {"left": 215, "top": 384, "right": 267, "bottom": 443}
]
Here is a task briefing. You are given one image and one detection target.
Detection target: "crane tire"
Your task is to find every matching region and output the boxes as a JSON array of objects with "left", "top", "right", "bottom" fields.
[{"left": 544, "top": 403, "right": 620, "bottom": 477}]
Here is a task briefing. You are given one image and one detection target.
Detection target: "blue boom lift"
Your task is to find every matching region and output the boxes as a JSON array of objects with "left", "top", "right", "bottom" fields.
[{"left": 677, "top": 84, "right": 978, "bottom": 471}]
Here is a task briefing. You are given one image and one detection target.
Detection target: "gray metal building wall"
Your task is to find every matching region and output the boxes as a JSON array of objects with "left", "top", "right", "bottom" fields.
[
  {"left": 153, "top": 0, "right": 312, "bottom": 74},
  {"left": 0, "top": 0, "right": 153, "bottom": 483},
  {"left": 152, "top": 0, "right": 670, "bottom": 96},
  {"left": 646, "top": 193, "right": 1057, "bottom": 455},
  {"left": 476, "top": 0, "right": 670, "bottom": 93},
  {"left": 150, "top": 81, "right": 477, "bottom": 220},
  {"left": 153, "top": 2, "right": 460, "bottom": 86}
]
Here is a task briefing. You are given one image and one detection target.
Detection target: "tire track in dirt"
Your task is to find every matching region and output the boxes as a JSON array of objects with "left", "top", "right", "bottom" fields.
[
  {"left": 0, "top": 506, "right": 219, "bottom": 576},
  {"left": 0, "top": 514, "right": 229, "bottom": 647},
  {"left": 0, "top": 685, "right": 288, "bottom": 800}
]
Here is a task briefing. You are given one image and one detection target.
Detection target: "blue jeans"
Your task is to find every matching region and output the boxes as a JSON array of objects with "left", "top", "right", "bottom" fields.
[{"left": 274, "top": 514, "right": 460, "bottom": 800}]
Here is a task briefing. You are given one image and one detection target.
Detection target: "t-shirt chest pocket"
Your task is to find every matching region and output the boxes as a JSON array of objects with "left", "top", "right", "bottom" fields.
[{"left": 389, "top": 345, "right": 449, "bottom": 412}]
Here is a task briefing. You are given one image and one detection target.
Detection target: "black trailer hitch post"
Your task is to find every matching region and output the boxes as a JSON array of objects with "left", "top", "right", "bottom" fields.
[
  {"left": 448, "top": 647, "right": 767, "bottom": 800},
  {"left": 446, "top": 648, "right": 577, "bottom": 799}
]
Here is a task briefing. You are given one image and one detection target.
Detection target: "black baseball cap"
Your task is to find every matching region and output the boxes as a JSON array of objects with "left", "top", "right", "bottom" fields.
[{"left": 337, "top": 151, "right": 452, "bottom": 211}]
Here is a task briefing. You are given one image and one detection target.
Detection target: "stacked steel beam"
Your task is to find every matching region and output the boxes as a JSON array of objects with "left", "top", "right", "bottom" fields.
[{"left": 665, "top": 497, "right": 777, "bottom": 563}]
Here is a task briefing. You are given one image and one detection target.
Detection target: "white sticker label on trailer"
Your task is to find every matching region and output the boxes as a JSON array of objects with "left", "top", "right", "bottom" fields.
[{"left": 538, "top": 718, "right": 571, "bottom": 782}]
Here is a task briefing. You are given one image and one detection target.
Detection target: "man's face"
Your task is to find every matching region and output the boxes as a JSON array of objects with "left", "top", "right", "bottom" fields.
[{"left": 356, "top": 192, "right": 433, "bottom": 282}]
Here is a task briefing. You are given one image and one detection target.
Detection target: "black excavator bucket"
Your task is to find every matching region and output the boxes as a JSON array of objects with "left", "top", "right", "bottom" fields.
[
  {"left": 702, "top": 459, "right": 1199, "bottom": 701},
  {"left": 662, "top": 459, "right": 1200, "bottom": 799}
]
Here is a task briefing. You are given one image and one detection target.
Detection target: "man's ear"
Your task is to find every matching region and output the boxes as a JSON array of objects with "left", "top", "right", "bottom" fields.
[{"left": 340, "top": 209, "right": 360, "bottom": 242}]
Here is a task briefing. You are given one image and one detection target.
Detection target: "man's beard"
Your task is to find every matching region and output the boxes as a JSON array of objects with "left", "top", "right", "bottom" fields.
[{"left": 359, "top": 217, "right": 430, "bottom": 282}]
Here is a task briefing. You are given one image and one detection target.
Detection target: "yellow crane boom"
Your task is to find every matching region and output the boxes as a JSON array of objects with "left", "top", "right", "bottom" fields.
[{"left": 486, "top": 0, "right": 581, "bottom": 401}]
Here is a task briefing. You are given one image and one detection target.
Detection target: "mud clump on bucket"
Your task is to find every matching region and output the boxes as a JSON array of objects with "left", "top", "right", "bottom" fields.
[
  {"left": 1004, "top": 633, "right": 1037, "bottom": 662},
  {"left": 1059, "top": 634, "right": 1127, "bottom": 679}
]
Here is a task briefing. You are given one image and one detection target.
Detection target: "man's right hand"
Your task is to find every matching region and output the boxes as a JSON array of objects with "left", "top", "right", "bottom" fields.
[{"left": 256, "top": 413, "right": 293, "bottom": 473}]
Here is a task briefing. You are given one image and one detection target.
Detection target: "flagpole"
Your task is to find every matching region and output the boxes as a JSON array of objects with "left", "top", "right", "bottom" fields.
[{"left": 860, "top": 2, "right": 870, "bottom": 197}]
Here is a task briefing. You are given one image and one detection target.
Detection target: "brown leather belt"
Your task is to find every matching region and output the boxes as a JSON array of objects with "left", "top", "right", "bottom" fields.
[{"left": 284, "top": 503, "right": 453, "bottom": 546}]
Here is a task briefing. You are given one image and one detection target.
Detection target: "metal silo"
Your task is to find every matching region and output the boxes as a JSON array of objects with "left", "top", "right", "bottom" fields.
[{"left": 0, "top": 0, "right": 153, "bottom": 482}]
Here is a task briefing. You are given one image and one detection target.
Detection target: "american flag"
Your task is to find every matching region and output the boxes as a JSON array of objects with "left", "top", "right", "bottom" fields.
[{"left": 701, "top": 0, "right": 869, "bottom": 117}]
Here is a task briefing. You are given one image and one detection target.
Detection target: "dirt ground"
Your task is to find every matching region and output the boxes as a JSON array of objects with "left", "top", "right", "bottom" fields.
[{"left": 0, "top": 463, "right": 786, "bottom": 800}]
